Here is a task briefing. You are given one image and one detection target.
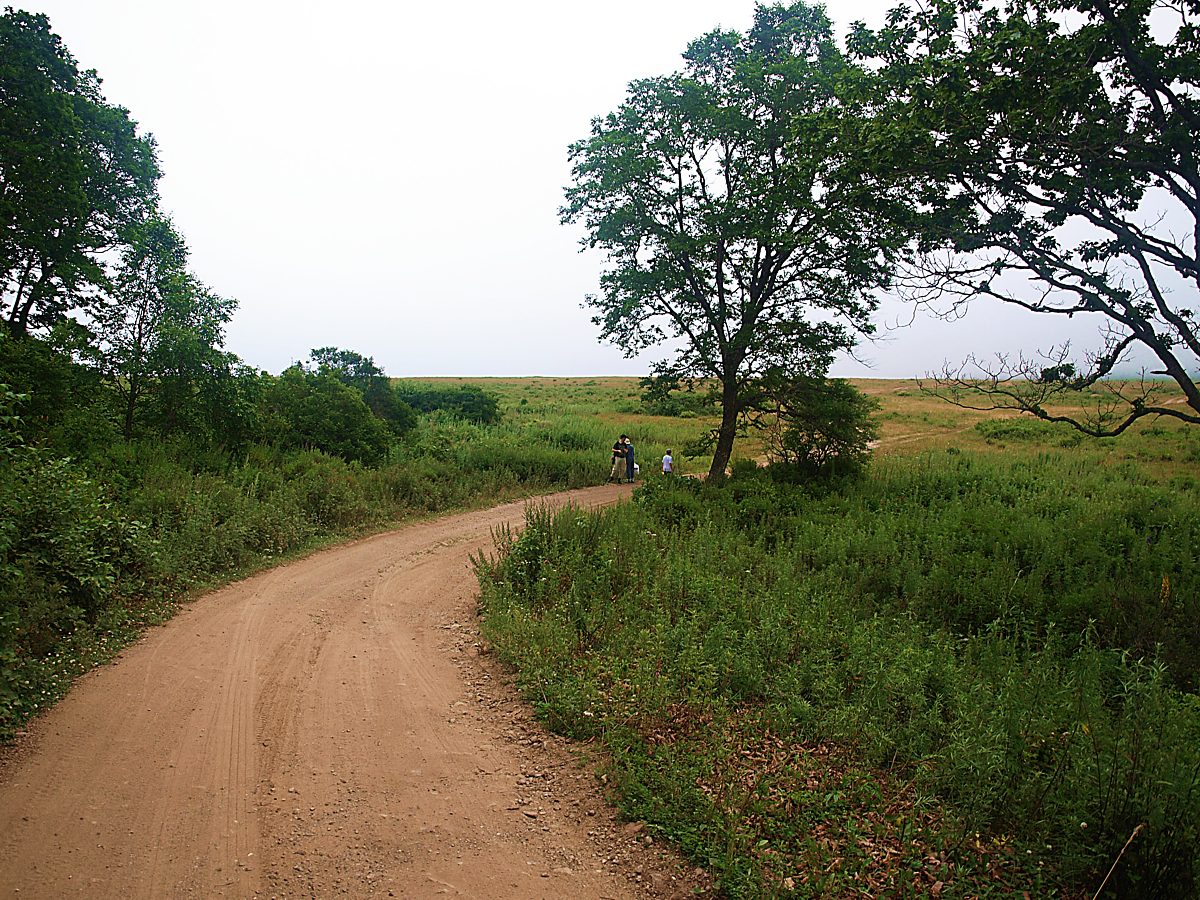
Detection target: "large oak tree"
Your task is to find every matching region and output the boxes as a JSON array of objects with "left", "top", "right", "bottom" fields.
[{"left": 562, "top": 3, "right": 899, "bottom": 478}]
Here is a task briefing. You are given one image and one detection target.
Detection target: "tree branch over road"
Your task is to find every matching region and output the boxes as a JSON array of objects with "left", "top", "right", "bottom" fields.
[{"left": 849, "top": 0, "right": 1200, "bottom": 434}]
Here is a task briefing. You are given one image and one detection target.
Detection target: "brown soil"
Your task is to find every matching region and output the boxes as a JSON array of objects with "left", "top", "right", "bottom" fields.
[{"left": 0, "top": 484, "right": 710, "bottom": 899}]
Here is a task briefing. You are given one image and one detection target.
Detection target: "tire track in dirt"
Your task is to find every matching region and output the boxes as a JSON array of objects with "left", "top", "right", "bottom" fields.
[{"left": 0, "top": 483, "right": 704, "bottom": 899}]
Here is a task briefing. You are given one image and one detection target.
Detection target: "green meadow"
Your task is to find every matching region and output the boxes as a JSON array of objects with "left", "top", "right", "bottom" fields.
[
  {"left": 411, "top": 375, "right": 736, "bottom": 474},
  {"left": 473, "top": 377, "right": 1200, "bottom": 898}
]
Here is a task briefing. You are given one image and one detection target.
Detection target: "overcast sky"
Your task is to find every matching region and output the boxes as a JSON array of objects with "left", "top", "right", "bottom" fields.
[{"left": 28, "top": 0, "right": 1120, "bottom": 378}]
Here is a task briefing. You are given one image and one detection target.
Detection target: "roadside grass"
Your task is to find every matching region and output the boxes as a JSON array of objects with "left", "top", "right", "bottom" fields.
[
  {"left": 476, "top": 388, "right": 1200, "bottom": 898},
  {"left": 0, "top": 379, "right": 725, "bottom": 739}
]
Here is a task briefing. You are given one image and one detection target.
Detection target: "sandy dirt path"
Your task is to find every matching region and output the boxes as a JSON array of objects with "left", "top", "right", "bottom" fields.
[{"left": 0, "top": 483, "right": 698, "bottom": 899}]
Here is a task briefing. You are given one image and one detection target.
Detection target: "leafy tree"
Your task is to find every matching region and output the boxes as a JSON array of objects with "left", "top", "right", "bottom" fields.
[
  {"left": 198, "top": 363, "right": 265, "bottom": 452},
  {"left": 848, "top": 0, "right": 1200, "bottom": 435},
  {"left": 263, "top": 366, "right": 392, "bottom": 465},
  {"left": 307, "top": 347, "right": 416, "bottom": 435},
  {"left": 1, "top": 10, "right": 160, "bottom": 335},
  {"left": 308, "top": 346, "right": 385, "bottom": 393},
  {"left": 92, "top": 214, "right": 237, "bottom": 441},
  {"left": 147, "top": 288, "right": 239, "bottom": 439},
  {"left": 562, "top": 3, "right": 900, "bottom": 478},
  {"left": 91, "top": 214, "right": 186, "bottom": 439}
]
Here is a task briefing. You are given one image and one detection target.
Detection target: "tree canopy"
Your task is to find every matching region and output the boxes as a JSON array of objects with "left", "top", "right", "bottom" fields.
[
  {"left": 264, "top": 366, "right": 393, "bottom": 466},
  {"left": 848, "top": 0, "right": 1200, "bottom": 434},
  {"left": 1, "top": 9, "right": 160, "bottom": 335},
  {"left": 306, "top": 347, "right": 417, "bottom": 435},
  {"left": 563, "top": 2, "right": 900, "bottom": 478}
]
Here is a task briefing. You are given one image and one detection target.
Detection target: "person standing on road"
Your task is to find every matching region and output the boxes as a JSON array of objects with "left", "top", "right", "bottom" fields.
[
  {"left": 624, "top": 436, "right": 636, "bottom": 483},
  {"left": 610, "top": 435, "right": 627, "bottom": 483},
  {"left": 662, "top": 449, "right": 673, "bottom": 475}
]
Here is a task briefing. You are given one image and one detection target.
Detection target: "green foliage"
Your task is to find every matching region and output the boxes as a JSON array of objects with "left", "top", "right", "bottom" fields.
[
  {"left": 304, "top": 348, "right": 417, "bottom": 436},
  {"left": 0, "top": 444, "right": 159, "bottom": 732},
  {"left": 396, "top": 382, "right": 501, "bottom": 424},
  {"left": 479, "top": 455, "right": 1200, "bottom": 895},
  {"left": 0, "top": 9, "right": 160, "bottom": 334},
  {"left": 92, "top": 213, "right": 241, "bottom": 443},
  {"left": 307, "top": 346, "right": 385, "bottom": 392},
  {"left": 847, "top": 0, "right": 1200, "bottom": 433},
  {"left": 0, "top": 450, "right": 153, "bottom": 632},
  {"left": 0, "top": 328, "right": 112, "bottom": 450},
  {"left": 0, "top": 383, "right": 26, "bottom": 455},
  {"left": 363, "top": 380, "right": 417, "bottom": 435},
  {"left": 263, "top": 365, "right": 392, "bottom": 465},
  {"left": 306, "top": 347, "right": 417, "bottom": 435},
  {"left": 763, "top": 377, "right": 879, "bottom": 482}
]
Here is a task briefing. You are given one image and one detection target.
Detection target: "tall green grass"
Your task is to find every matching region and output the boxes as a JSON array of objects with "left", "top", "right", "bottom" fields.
[
  {"left": 476, "top": 454, "right": 1200, "bottom": 897},
  {"left": 0, "top": 402, "right": 686, "bottom": 738}
]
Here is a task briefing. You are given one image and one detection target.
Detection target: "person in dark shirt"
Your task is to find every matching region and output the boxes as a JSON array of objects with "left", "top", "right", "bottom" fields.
[
  {"left": 610, "top": 435, "right": 627, "bottom": 483},
  {"left": 623, "top": 436, "right": 635, "bottom": 483}
]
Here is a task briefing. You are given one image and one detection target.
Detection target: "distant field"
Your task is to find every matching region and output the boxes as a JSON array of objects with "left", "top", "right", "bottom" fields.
[
  {"left": 413, "top": 376, "right": 1200, "bottom": 479},
  {"left": 402, "top": 376, "right": 732, "bottom": 476}
]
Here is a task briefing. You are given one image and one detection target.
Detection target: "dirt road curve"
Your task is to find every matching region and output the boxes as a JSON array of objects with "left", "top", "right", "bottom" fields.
[{"left": 0, "top": 483, "right": 696, "bottom": 899}]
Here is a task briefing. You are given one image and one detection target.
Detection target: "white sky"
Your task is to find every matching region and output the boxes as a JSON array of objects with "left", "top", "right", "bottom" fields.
[{"left": 28, "top": 0, "right": 1127, "bottom": 378}]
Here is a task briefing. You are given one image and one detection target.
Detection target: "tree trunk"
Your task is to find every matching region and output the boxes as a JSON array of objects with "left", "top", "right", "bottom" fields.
[
  {"left": 708, "top": 378, "right": 740, "bottom": 480},
  {"left": 123, "top": 377, "right": 139, "bottom": 441},
  {"left": 5, "top": 258, "right": 35, "bottom": 333},
  {"left": 14, "top": 266, "right": 51, "bottom": 335}
]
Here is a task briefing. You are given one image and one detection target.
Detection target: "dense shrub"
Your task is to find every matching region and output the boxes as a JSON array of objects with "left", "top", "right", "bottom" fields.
[
  {"left": 263, "top": 366, "right": 392, "bottom": 465},
  {"left": 306, "top": 347, "right": 417, "bottom": 436},
  {"left": 364, "top": 380, "right": 418, "bottom": 434},
  {"left": 396, "top": 382, "right": 501, "bottom": 424},
  {"left": 762, "top": 377, "right": 878, "bottom": 482},
  {"left": 0, "top": 445, "right": 160, "bottom": 732}
]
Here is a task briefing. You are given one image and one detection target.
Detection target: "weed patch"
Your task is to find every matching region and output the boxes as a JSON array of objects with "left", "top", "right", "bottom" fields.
[{"left": 478, "top": 455, "right": 1200, "bottom": 896}]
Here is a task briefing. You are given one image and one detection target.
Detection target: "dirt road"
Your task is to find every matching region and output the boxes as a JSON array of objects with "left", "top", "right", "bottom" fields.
[{"left": 0, "top": 483, "right": 697, "bottom": 899}]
